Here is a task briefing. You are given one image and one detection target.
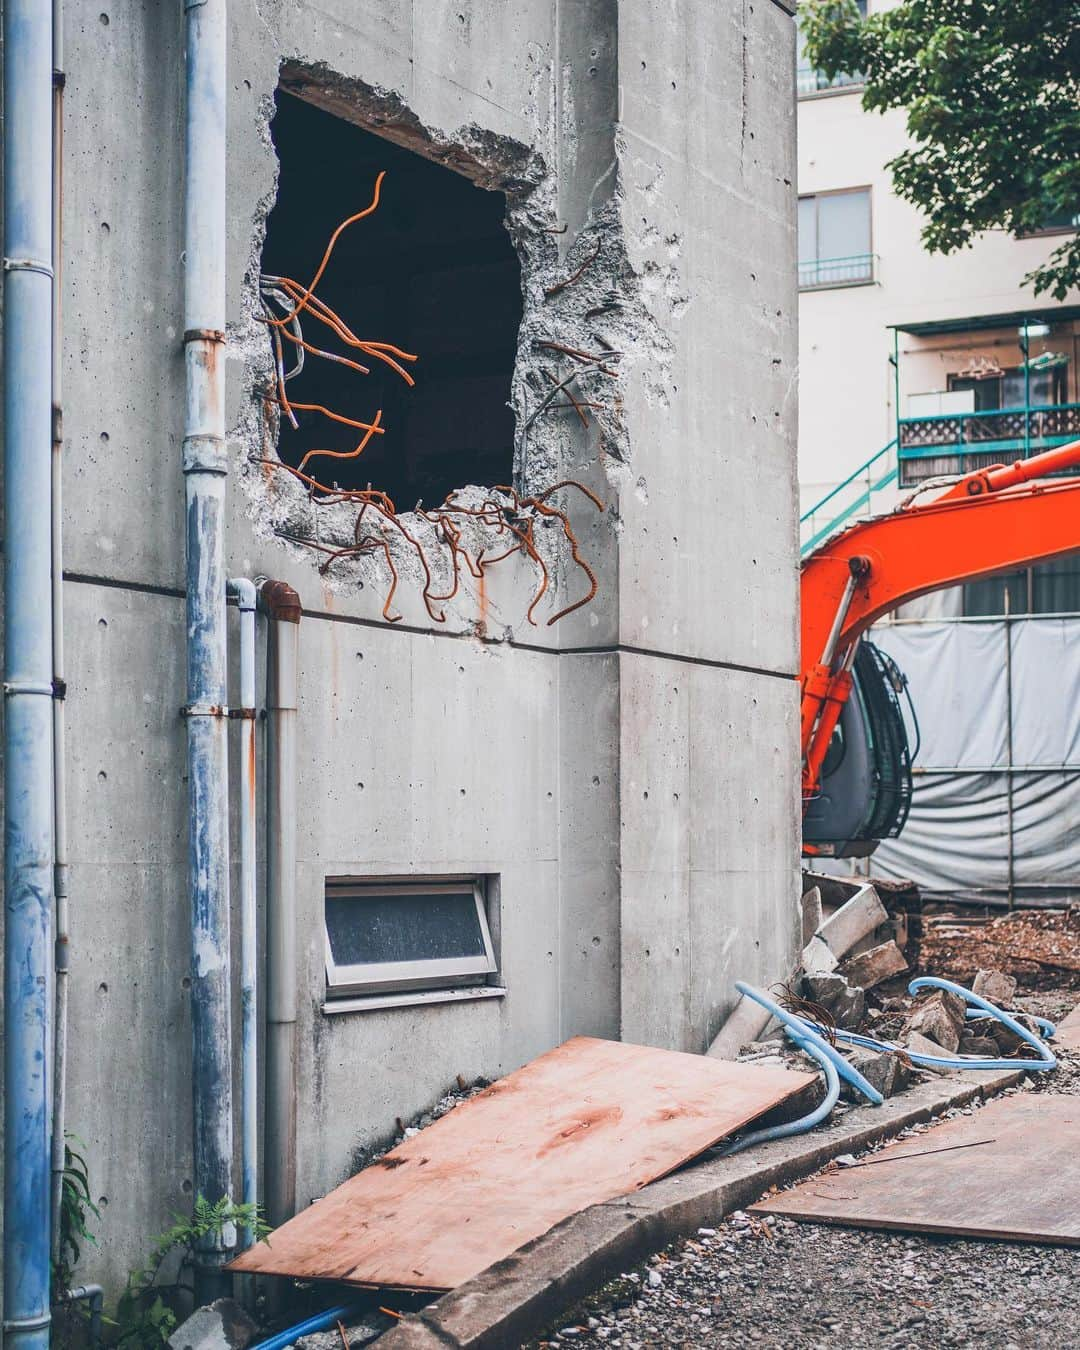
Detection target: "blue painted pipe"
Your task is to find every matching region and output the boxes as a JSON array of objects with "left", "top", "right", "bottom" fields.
[
  {"left": 3, "top": 0, "right": 57, "bottom": 1345},
  {"left": 249, "top": 1305, "right": 367, "bottom": 1350},
  {"left": 183, "top": 0, "right": 234, "bottom": 1296}
]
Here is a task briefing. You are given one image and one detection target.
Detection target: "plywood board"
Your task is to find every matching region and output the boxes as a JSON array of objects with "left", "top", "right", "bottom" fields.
[
  {"left": 231, "top": 1035, "right": 815, "bottom": 1290},
  {"left": 752, "top": 1093, "right": 1080, "bottom": 1245}
]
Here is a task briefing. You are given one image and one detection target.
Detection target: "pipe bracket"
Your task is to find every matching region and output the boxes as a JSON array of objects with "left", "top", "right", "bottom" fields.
[
  {"left": 4, "top": 680, "right": 54, "bottom": 697},
  {"left": 183, "top": 327, "right": 226, "bottom": 345},
  {"left": 3, "top": 1316, "right": 52, "bottom": 1333},
  {"left": 180, "top": 702, "right": 229, "bottom": 719},
  {"left": 228, "top": 707, "right": 256, "bottom": 720},
  {"left": 2, "top": 256, "right": 54, "bottom": 278},
  {"left": 183, "top": 434, "right": 228, "bottom": 475}
]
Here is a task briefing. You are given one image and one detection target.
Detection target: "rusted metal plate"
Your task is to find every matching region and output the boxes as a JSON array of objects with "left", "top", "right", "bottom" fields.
[
  {"left": 230, "top": 1035, "right": 815, "bottom": 1290},
  {"left": 752, "top": 1093, "right": 1080, "bottom": 1245}
]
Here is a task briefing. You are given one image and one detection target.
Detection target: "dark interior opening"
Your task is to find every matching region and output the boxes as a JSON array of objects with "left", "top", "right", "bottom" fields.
[{"left": 262, "top": 91, "right": 521, "bottom": 507}]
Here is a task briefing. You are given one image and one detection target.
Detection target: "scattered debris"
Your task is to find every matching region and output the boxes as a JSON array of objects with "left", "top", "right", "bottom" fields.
[{"left": 921, "top": 907, "right": 1080, "bottom": 990}]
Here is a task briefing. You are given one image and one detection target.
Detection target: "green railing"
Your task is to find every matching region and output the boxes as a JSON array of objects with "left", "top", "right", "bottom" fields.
[
  {"left": 898, "top": 402, "right": 1080, "bottom": 485},
  {"left": 800, "top": 439, "right": 898, "bottom": 557},
  {"left": 798, "top": 252, "right": 875, "bottom": 290}
]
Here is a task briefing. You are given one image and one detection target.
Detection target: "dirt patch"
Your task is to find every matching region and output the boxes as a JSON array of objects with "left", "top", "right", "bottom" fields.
[{"left": 920, "top": 907, "right": 1080, "bottom": 991}]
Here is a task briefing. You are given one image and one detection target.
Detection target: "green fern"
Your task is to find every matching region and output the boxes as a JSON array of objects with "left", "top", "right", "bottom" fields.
[{"left": 115, "top": 1197, "right": 271, "bottom": 1350}]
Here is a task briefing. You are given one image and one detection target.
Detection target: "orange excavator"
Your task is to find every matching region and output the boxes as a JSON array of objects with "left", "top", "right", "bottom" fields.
[{"left": 800, "top": 438, "right": 1080, "bottom": 856}]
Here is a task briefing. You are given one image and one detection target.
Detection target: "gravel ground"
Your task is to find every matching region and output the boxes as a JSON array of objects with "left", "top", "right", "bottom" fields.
[{"left": 529, "top": 992, "right": 1080, "bottom": 1350}]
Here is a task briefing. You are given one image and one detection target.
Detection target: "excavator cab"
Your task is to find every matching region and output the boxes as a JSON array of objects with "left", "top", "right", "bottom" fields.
[{"left": 802, "top": 641, "right": 913, "bottom": 858}]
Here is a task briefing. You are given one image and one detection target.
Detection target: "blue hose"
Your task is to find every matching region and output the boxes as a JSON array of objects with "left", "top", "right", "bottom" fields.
[
  {"left": 734, "top": 982, "right": 884, "bottom": 1105},
  {"left": 249, "top": 1304, "right": 367, "bottom": 1350},
  {"left": 715, "top": 982, "right": 883, "bottom": 1156}
]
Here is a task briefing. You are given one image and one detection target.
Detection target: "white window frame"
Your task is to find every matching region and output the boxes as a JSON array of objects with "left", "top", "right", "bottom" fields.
[{"left": 324, "top": 877, "right": 497, "bottom": 1000}]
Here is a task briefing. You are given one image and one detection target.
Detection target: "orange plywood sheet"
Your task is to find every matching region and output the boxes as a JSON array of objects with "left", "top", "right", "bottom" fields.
[
  {"left": 231, "top": 1035, "right": 815, "bottom": 1290},
  {"left": 752, "top": 1093, "right": 1080, "bottom": 1245}
]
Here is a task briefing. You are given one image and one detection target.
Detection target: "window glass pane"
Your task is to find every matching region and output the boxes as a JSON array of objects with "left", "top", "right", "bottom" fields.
[
  {"left": 1002, "top": 367, "right": 1056, "bottom": 408},
  {"left": 1032, "top": 558, "right": 1080, "bottom": 614},
  {"left": 949, "top": 374, "right": 1002, "bottom": 412},
  {"left": 963, "top": 570, "right": 1027, "bottom": 617},
  {"left": 797, "top": 197, "right": 817, "bottom": 265},
  {"left": 326, "top": 889, "right": 484, "bottom": 966},
  {"left": 818, "top": 190, "right": 870, "bottom": 261}
]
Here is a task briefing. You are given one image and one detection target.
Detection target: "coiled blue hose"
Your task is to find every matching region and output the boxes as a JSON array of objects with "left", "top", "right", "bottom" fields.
[{"left": 804, "top": 976, "right": 1057, "bottom": 1073}]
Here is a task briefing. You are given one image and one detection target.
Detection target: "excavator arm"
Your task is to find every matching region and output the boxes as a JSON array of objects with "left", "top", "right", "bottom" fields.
[{"left": 800, "top": 439, "right": 1080, "bottom": 850}]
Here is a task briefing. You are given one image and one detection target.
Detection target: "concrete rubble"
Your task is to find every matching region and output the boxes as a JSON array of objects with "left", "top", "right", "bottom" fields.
[{"left": 167, "top": 1300, "right": 259, "bottom": 1350}]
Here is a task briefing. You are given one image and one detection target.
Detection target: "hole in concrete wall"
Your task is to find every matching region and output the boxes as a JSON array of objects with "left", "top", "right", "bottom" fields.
[{"left": 262, "top": 91, "right": 522, "bottom": 507}]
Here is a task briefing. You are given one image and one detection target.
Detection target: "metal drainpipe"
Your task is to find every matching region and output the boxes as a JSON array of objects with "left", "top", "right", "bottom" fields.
[
  {"left": 228, "top": 578, "right": 258, "bottom": 1247},
  {"left": 3, "top": 0, "right": 56, "bottom": 1345},
  {"left": 50, "top": 0, "right": 71, "bottom": 1268},
  {"left": 258, "top": 580, "right": 301, "bottom": 1227},
  {"left": 182, "top": 0, "right": 234, "bottom": 1295}
]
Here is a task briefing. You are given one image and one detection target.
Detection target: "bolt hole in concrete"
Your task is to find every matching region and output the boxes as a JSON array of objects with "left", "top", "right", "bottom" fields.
[{"left": 262, "top": 92, "right": 521, "bottom": 508}]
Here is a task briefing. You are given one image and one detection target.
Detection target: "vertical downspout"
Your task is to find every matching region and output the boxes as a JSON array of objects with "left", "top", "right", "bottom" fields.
[
  {"left": 228, "top": 578, "right": 258, "bottom": 1248},
  {"left": 2, "top": 0, "right": 56, "bottom": 1345},
  {"left": 50, "top": 0, "right": 71, "bottom": 1267},
  {"left": 182, "top": 0, "right": 234, "bottom": 1294},
  {"left": 258, "top": 580, "right": 301, "bottom": 1227}
]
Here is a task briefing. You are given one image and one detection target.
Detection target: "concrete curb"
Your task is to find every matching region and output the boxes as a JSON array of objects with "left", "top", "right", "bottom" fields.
[{"left": 371, "top": 1066, "right": 1025, "bottom": 1349}]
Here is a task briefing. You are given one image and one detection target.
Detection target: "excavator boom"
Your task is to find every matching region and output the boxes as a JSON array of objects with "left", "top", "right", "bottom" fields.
[{"left": 800, "top": 438, "right": 1080, "bottom": 853}]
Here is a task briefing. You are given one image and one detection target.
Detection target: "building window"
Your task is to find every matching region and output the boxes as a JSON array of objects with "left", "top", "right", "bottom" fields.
[
  {"left": 323, "top": 877, "right": 498, "bottom": 1002},
  {"left": 948, "top": 364, "right": 1067, "bottom": 411},
  {"left": 262, "top": 91, "right": 521, "bottom": 507},
  {"left": 1022, "top": 205, "right": 1080, "bottom": 237},
  {"left": 797, "top": 1, "right": 867, "bottom": 97},
  {"left": 963, "top": 558, "right": 1080, "bottom": 617},
  {"left": 798, "top": 189, "right": 873, "bottom": 289}
]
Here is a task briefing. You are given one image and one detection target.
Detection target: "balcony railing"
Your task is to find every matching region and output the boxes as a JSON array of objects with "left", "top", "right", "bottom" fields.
[
  {"left": 799, "top": 253, "right": 875, "bottom": 291},
  {"left": 897, "top": 402, "right": 1080, "bottom": 485},
  {"left": 797, "top": 65, "right": 863, "bottom": 97}
]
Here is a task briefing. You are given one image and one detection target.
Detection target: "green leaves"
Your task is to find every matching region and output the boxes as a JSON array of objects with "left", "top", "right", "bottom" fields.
[
  {"left": 801, "top": 0, "right": 1080, "bottom": 296},
  {"left": 115, "top": 1196, "right": 271, "bottom": 1350},
  {"left": 53, "top": 1135, "right": 103, "bottom": 1296}
]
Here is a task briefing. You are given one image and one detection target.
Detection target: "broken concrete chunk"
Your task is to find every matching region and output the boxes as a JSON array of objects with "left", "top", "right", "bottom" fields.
[
  {"left": 839, "top": 939, "right": 908, "bottom": 992},
  {"left": 904, "top": 1030, "right": 952, "bottom": 1072},
  {"left": 972, "top": 968, "right": 1018, "bottom": 1007},
  {"left": 801, "top": 934, "right": 839, "bottom": 977},
  {"left": 168, "top": 1300, "right": 258, "bottom": 1350},
  {"left": 903, "top": 987, "right": 966, "bottom": 1053},
  {"left": 840, "top": 1047, "right": 912, "bottom": 1102},
  {"left": 800, "top": 885, "right": 823, "bottom": 948},
  {"left": 815, "top": 883, "right": 889, "bottom": 960},
  {"left": 705, "top": 990, "right": 775, "bottom": 1060},
  {"left": 958, "top": 1035, "right": 999, "bottom": 1058},
  {"left": 802, "top": 973, "right": 865, "bottom": 1030}
]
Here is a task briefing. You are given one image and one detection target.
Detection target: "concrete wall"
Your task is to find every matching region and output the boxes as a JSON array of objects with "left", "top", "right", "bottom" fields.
[
  {"left": 797, "top": 30, "right": 1080, "bottom": 508},
  {"left": 12, "top": 0, "right": 799, "bottom": 1296}
]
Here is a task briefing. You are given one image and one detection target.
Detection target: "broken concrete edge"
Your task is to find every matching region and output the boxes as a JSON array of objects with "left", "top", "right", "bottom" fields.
[{"left": 369, "top": 1065, "right": 1026, "bottom": 1349}]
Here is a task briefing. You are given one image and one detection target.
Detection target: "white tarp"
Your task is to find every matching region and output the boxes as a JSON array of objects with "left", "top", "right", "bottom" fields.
[{"left": 864, "top": 617, "right": 1080, "bottom": 904}]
